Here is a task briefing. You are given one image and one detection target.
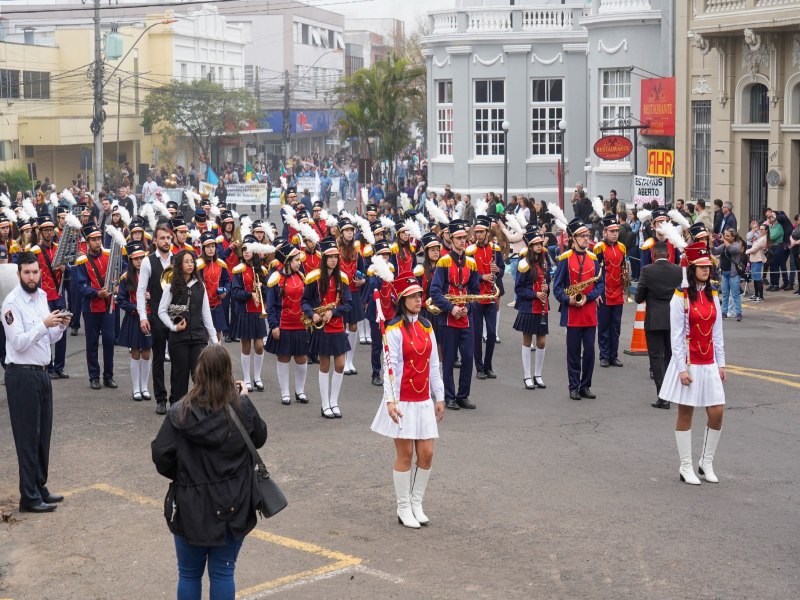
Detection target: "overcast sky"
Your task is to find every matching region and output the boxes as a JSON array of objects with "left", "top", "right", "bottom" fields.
[{"left": 335, "top": 0, "right": 456, "bottom": 29}]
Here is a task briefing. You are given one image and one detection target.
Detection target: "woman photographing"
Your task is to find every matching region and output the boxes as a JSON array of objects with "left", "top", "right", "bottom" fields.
[
  {"left": 371, "top": 276, "right": 445, "bottom": 529},
  {"left": 151, "top": 344, "right": 267, "bottom": 599},
  {"left": 158, "top": 249, "right": 218, "bottom": 406},
  {"left": 659, "top": 242, "right": 726, "bottom": 485},
  {"left": 712, "top": 228, "right": 744, "bottom": 321}
]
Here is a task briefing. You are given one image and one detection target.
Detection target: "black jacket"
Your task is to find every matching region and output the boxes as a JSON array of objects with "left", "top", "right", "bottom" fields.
[
  {"left": 151, "top": 395, "right": 267, "bottom": 546},
  {"left": 634, "top": 260, "right": 682, "bottom": 331}
]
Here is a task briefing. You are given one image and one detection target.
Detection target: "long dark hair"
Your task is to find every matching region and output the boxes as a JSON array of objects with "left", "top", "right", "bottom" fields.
[
  {"left": 124, "top": 255, "right": 140, "bottom": 293},
  {"left": 179, "top": 344, "right": 240, "bottom": 425},
  {"left": 319, "top": 253, "right": 341, "bottom": 299},
  {"left": 423, "top": 246, "right": 438, "bottom": 284},
  {"left": 687, "top": 265, "right": 714, "bottom": 303},
  {"left": 337, "top": 232, "right": 357, "bottom": 263},
  {"left": 170, "top": 249, "right": 198, "bottom": 301},
  {"left": 397, "top": 233, "right": 412, "bottom": 262},
  {"left": 527, "top": 243, "right": 547, "bottom": 284}
]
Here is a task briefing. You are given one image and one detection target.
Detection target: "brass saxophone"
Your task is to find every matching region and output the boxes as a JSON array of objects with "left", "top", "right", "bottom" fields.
[
  {"left": 302, "top": 293, "right": 340, "bottom": 331},
  {"left": 424, "top": 284, "right": 500, "bottom": 316},
  {"left": 564, "top": 266, "right": 604, "bottom": 305},
  {"left": 253, "top": 271, "right": 267, "bottom": 319}
]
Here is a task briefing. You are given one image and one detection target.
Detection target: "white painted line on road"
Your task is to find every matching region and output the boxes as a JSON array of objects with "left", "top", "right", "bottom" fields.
[{"left": 239, "top": 564, "right": 403, "bottom": 598}]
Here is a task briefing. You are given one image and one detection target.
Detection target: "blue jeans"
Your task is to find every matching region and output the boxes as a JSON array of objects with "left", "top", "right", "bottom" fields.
[
  {"left": 509, "top": 256, "right": 520, "bottom": 300},
  {"left": 721, "top": 272, "right": 741, "bottom": 317},
  {"left": 174, "top": 530, "right": 243, "bottom": 600},
  {"left": 750, "top": 261, "right": 763, "bottom": 282}
]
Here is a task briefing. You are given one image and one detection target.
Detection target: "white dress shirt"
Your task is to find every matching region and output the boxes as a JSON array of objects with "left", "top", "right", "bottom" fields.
[
  {"left": 158, "top": 280, "right": 218, "bottom": 342},
  {"left": 136, "top": 250, "right": 172, "bottom": 318},
  {"left": 2, "top": 285, "right": 67, "bottom": 366}
]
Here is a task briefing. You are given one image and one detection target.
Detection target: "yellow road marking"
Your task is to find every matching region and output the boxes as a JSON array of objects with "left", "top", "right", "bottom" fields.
[
  {"left": 56, "top": 483, "right": 365, "bottom": 599},
  {"left": 726, "top": 364, "right": 800, "bottom": 379},
  {"left": 726, "top": 367, "right": 800, "bottom": 390}
]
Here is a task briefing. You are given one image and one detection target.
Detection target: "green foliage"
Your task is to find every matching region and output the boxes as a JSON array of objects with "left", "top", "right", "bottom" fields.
[
  {"left": 141, "top": 79, "right": 258, "bottom": 161},
  {"left": 335, "top": 55, "right": 424, "bottom": 176},
  {"left": 0, "top": 168, "right": 33, "bottom": 197}
]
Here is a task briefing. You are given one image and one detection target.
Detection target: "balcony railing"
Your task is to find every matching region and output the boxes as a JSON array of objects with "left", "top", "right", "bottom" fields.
[
  {"left": 598, "top": 0, "right": 651, "bottom": 13},
  {"left": 466, "top": 9, "right": 513, "bottom": 33},
  {"left": 429, "top": 6, "right": 580, "bottom": 35},
  {"left": 431, "top": 13, "right": 458, "bottom": 34},
  {"left": 704, "top": 0, "right": 746, "bottom": 10},
  {"left": 521, "top": 8, "right": 573, "bottom": 30}
]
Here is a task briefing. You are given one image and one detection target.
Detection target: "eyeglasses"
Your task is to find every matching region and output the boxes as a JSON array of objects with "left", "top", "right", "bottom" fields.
[{"left": 575, "top": 233, "right": 591, "bottom": 239}]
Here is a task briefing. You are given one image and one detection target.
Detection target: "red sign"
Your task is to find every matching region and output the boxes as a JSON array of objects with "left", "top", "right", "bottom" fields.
[
  {"left": 640, "top": 77, "right": 676, "bottom": 136},
  {"left": 593, "top": 136, "right": 633, "bottom": 161}
]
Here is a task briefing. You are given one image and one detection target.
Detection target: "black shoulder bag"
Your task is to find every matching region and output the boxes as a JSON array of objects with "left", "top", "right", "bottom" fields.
[{"left": 226, "top": 404, "right": 287, "bottom": 519}]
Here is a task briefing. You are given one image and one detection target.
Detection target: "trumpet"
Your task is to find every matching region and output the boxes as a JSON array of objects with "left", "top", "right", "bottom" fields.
[
  {"left": 424, "top": 284, "right": 500, "bottom": 316},
  {"left": 253, "top": 272, "right": 267, "bottom": 319},
  {"left": 302, "top": 301, "right": 338, "bottom": 331},
  {"left": 622, "top": 259, "right": 632, "bottom": 303},
  {"left": 564, "top": 266, "right": 604, "bottom": 305}
]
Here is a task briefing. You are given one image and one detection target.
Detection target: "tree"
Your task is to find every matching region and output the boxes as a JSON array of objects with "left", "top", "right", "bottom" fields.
[
  {"left": 141, "top": 80, "right": 258, "bottom": 168},
  {"left": 334, "top": 55, "right": 424, "bottom": 183},
  {"left": 404, "top": 17, "right": 430, "bottom": 139},
  {"left": 0, "top": 168, "right": 33, "bottom": 198}
]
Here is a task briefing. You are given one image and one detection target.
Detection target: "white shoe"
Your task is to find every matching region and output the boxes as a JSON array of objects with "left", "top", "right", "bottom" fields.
[
  {"left": 366, "top": 336, "right": 372, "bottom": 343},
  {"left": 393, "top": 470, "right": 420, "bottom": 528},
  {"left": 675, "top": 430, "right": 701, "bottom": 485},
  {"left": 698, "top": 426, "right": 721, "bottom": 483},
  {"left": 410, "top": 467, "right": 431, "bottom": 525}
]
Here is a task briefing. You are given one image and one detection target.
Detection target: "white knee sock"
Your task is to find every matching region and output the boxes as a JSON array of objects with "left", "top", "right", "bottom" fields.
[
  {"left": 130, "top": 358, "right": 141, "bottom": 394},
  {"left": 241, "top": 352, "right": 252, "bottom": 384},
  {"left": 253, "top": 352, "right": 265, "bottom": 383},
  {"left": 496, "top": 310, "right": 501, "bottom": 333},
  {"left": 534, "top": 347, "right": 546, "bottom": 377},
  {"left": 346, "top": 331, "right": 357, "bottom": 369},
  {"left": 295, "top": 362, "right": 307, "bottom": 394},
  {"left": 140, "top": 358, "right": 151, "bottom": 392},
  {"left": 363, "top": 319, "right": 372, "bottom": 341},
  {"left": 358, "top": 320, "right": 366, "bottom": 340},
  {"left": 330, "top": 371, "right": 344, "bottom": 408},
  {"left": 319, "top": 371, "right": 330, "bottom": 410},
  {"left": 276, "top": 361, "right": 290, "bottom": 398},
  {"left": 521, "top": 346, "right": 531, "bottom": 379}
]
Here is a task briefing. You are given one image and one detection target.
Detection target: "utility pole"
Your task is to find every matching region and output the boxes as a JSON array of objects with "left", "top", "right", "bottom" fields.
[
  {"left": 91, "top": 0, "right": 104, "bottom": 194},
  {"left": 282, "top": 69, "right": 290, "bottom": 160}
]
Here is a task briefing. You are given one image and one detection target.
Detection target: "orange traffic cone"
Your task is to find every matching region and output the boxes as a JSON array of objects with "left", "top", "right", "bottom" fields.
[{"left": 623, "top": 302, "right": 648, "bottom": 356}]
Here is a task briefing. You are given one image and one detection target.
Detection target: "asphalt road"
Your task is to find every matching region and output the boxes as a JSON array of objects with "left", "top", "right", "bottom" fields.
[{"left": 0, "top": 292, "right": 798, "bottom": 599}]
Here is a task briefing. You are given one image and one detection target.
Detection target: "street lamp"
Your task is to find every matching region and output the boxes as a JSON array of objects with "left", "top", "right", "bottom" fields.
[
  {"left": 502, "top": 120, "right": 510, "bottom": 206},
  {"left": 558, "top": 119, "right": 567, "bottom": 210}
]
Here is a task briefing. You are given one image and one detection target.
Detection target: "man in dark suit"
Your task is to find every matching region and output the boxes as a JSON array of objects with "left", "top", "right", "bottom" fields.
[{"left": 634, "top": 241, "right": 682, "bottom": 409}]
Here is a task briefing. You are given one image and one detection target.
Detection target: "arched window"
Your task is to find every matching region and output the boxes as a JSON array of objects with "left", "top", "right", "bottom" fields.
[
  {"left": 748, "top": 83, "right": 769, "bottom": 124},
  {"left": 787, "top": 80, "right": 800, "bottom": 124}
]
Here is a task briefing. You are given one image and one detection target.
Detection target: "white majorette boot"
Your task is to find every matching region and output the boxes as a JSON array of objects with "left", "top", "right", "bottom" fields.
[
  {"left": 675, "top": 430, "right": 701, "bottom": 485},
  {"left": 410, "top": 466, "right": 431, "bottom": 525},
  {"left": 393, "top": 470, "right": 420, "bottom": 528},
  {"left": 698, "top": 426, "right": 721, "bottom": 483}
]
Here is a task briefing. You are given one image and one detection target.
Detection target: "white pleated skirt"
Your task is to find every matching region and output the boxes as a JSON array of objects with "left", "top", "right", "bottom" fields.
[
  {"left": 370, "top": 398, "right": 439, "bottom": 440},
  {"left": 659, "top": 360, "right": 726, "bottom": 407}
]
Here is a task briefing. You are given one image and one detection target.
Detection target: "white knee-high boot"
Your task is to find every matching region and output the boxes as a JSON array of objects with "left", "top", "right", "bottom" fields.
[
  {"left": 130, "top": 358, "right": 141, "bottom": 396},
  {"left": 521, "top": 346, "right": 533, "bottom": 389},
  {"left": 329, "top": 371, "right": 343, "bottom": 417},
  {"left": 345, "top": 331, "right": 357, "bottom": 372},
  {"left": 276, "top": 361, "right": 290, "bottom": 401},
  {"left": 534, "top": 347, "right": 547, "bottom": 388},
  {"left": 240, "top": 353, "right": 252, "bottom": 388},
  {"left": 319, "top": 371, "right": 332, "bottom": 417},
  {"left": 698, "top": 427, "right": 722, "bottom": 483},
  {"left": 675, "top": 430, "right": 701, "bottom": 485},
  {"left": 410, "top": 466, "right": 432, "bottom": 525},
  {"left": 393, "top": 469, "right": 420, "bottom": 528}
]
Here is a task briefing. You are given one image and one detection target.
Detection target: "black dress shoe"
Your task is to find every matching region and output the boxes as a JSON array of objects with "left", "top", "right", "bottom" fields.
[
  {"left": 49, "top": 371, "right": 60, "bottom": 380},
  {"left": 70, "top": 328, "right": 79, "bottom": 336},
  {"left": 610, "top": 359, "right": 624, "bottom": 367},
  {"left": 579, "top": 388, "right": 596, "bottom": 399},
  {"left": 224, "top": 336, "right": 233, "bottom": 343},
  {"left": 651, "top": 399, "right": 671, "bottom": 409},
  {"left": 569, "top": 390, "right": 581, "bottom": 401},
  {"left": 42, "top": 493, "right": 64, "bottom": 503},
  {"left": 103, "top": 378, "right": 118, "bottom": 389},
  {"left": 295, "top": 393, "right": 308, "bottom": 404},
  {"left": 156, "top": 401, "right": 167, "bottom": 415},
  {"left": 485, "top": 370, "right": 497, "bottom": 379},
  {"left": 456, "top": 397, "right": 476, "bottom": 409},
  {"left": 599, "top": 358, "right": 610, "bottom": 368},
  {"left": 19, "top": 502, "right": 56, "bottom": 513},
  {"left": 90, "top": 378, "right": 101, "bottom": 390},
  {"left": 476, "top": 370, "right": 487, "bottom": 380},
  {"left": 445, "top": 399, "right": 460, "bottom": 410},
  {"left": 371, "top": 375, "right": 383, "bottom": 386}
]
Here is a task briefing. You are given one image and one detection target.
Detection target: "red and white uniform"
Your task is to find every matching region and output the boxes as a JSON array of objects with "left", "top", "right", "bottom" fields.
[
  {"left": 302, "top": 248, "right": 321, "bottom": 272},
  {"left": 268, "top": 271, "right": 305, "bottom": 330},
  {"left": 31, "top": 242, "right": 63, "bottom": 302},
  {"left": 198, "top": 258, "right": 228, "bottom": 309},
  {"left": 466, "top": 241, "right": 500, "bottom": 305},
  {"left": 593, "top": 240, "right": 627, "bottom": 306},
  {"left": 233, "top": 263, "right": 268, "bottom": 314}
]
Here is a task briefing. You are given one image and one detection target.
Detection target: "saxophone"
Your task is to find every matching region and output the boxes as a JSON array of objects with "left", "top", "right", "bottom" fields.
[
  {"left": 564, "top": 266, "right": 604, "bottom": 305},
  {"left": 424, "top": 284, "right": 500, "bottom": 316},
  {"left": 301, "top": 292, "right": 340, "bottom": 331}
]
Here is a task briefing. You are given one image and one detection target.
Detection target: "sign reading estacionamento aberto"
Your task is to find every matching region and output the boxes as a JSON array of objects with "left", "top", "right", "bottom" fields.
[
  {"left": 633, "top": 175, "right": 665, "bottom": 206},
  {"left": 641, "top": 77, "right": 676, "bottom": 137}
]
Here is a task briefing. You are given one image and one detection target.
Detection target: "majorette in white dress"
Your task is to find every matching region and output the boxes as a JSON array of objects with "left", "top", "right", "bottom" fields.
[
  {"left": 370, "top": 314, "right": 445, "bottom": 440},
  {"left": 659, "top": 285, "right": 725, "bottom": 407}
]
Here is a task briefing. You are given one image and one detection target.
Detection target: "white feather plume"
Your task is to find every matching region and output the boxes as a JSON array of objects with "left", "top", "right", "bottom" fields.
[
  {"left": 425, "top": 199, "right": 450, "bottom": 225},
  {"left": 189, "top": 229, "right": 201, "bottom": 243},
  {"left": 244, "top": 242, "right": 275, "bottom": 255},
  {"left": 400, "top": 193, "right": 412, "bottom": 212},
  {"left": 140, "top": 204, "right": 157, "bottom": 230},
  {"left": 668, "top": 209, "right": 691, "bottom": 232},
  {"left": 115, "top": 204, "right": 132, "bottom": 226},
  {"left": 379, "top": 216, "right": 396, "bottom": 233},
  {"left": 403, "top": 218, "right": 423, "bottom": 242},
  {"left": 505, "top": 213, "right": 524, "bottom": 235},
  {"left": 105, "top": 225, "right": 127, "bottom": 248},
  {"left": 637, "top": 209, "right": 652, "bottom": 223},
  {"left": 264, "top": 223, "right": 276, "bottom": 242},
  {"left": 656, "top": 220, "right": 687, "bottom": 250},
  {"left": 22, "top": 198, "right": 38, "bottom": 220},
  {"left": 60, "top": 189, "right": 76, "bottom": 205},
  {"left": 415, "top": 211, "right": 429, "bottom": 228},
  {"left": 514, "top": 210, "right": 528, "bottom": 228},
  {"left": 475, "top": 199, "right": 489, "bottom": 218},
  {"left": 282, "top": 203, "right": 296, "bottom": 219},
  {"left": 230, "top": 210, "right": 239, "bottom": 220},
  {"left": 547, "top": 204, "right": 569, "bottom": 231},
  {"left": 49, "top": 192, "right": 59, "bottom": 208},
  {"left": 370, "top": 254, "right": 395, "bottom": 283},
  {"left": 152, "top": 200, "right": 170, "bottom": 216},
  {"left": 325, "top": 210, "right": 339, "bottom": 229},
  {"left": 209, "top": 205, "right": 221, "bottom": 219},
  {"left": 2, "top": 207, "right": 16, "bottom": 223},
  {"left": 359, "top": 188, "right": 368, "bottom": 206},
  {"left": 298, "top": 221, "right": 320, "bottom": 245},
  {"left": 352, "top": 212, "right": 375, "bottom": 245},
  {"left": 592, "top": 196, "right": 605, "bottom": 218},
  {"left": 337, "top": 198, "right": 345, "bottom": 214},
  {"left": 239, "top": 216, "right": 253, "bottom": 239},
  {"left": 64, "top": 213, "right": 82, "bottom": 230},
  {"left": 184, "top": 190, "right": 196, "bottom": 212},
  {"left": 0, "top": 193, "right": 10, "bottom": 207}
]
